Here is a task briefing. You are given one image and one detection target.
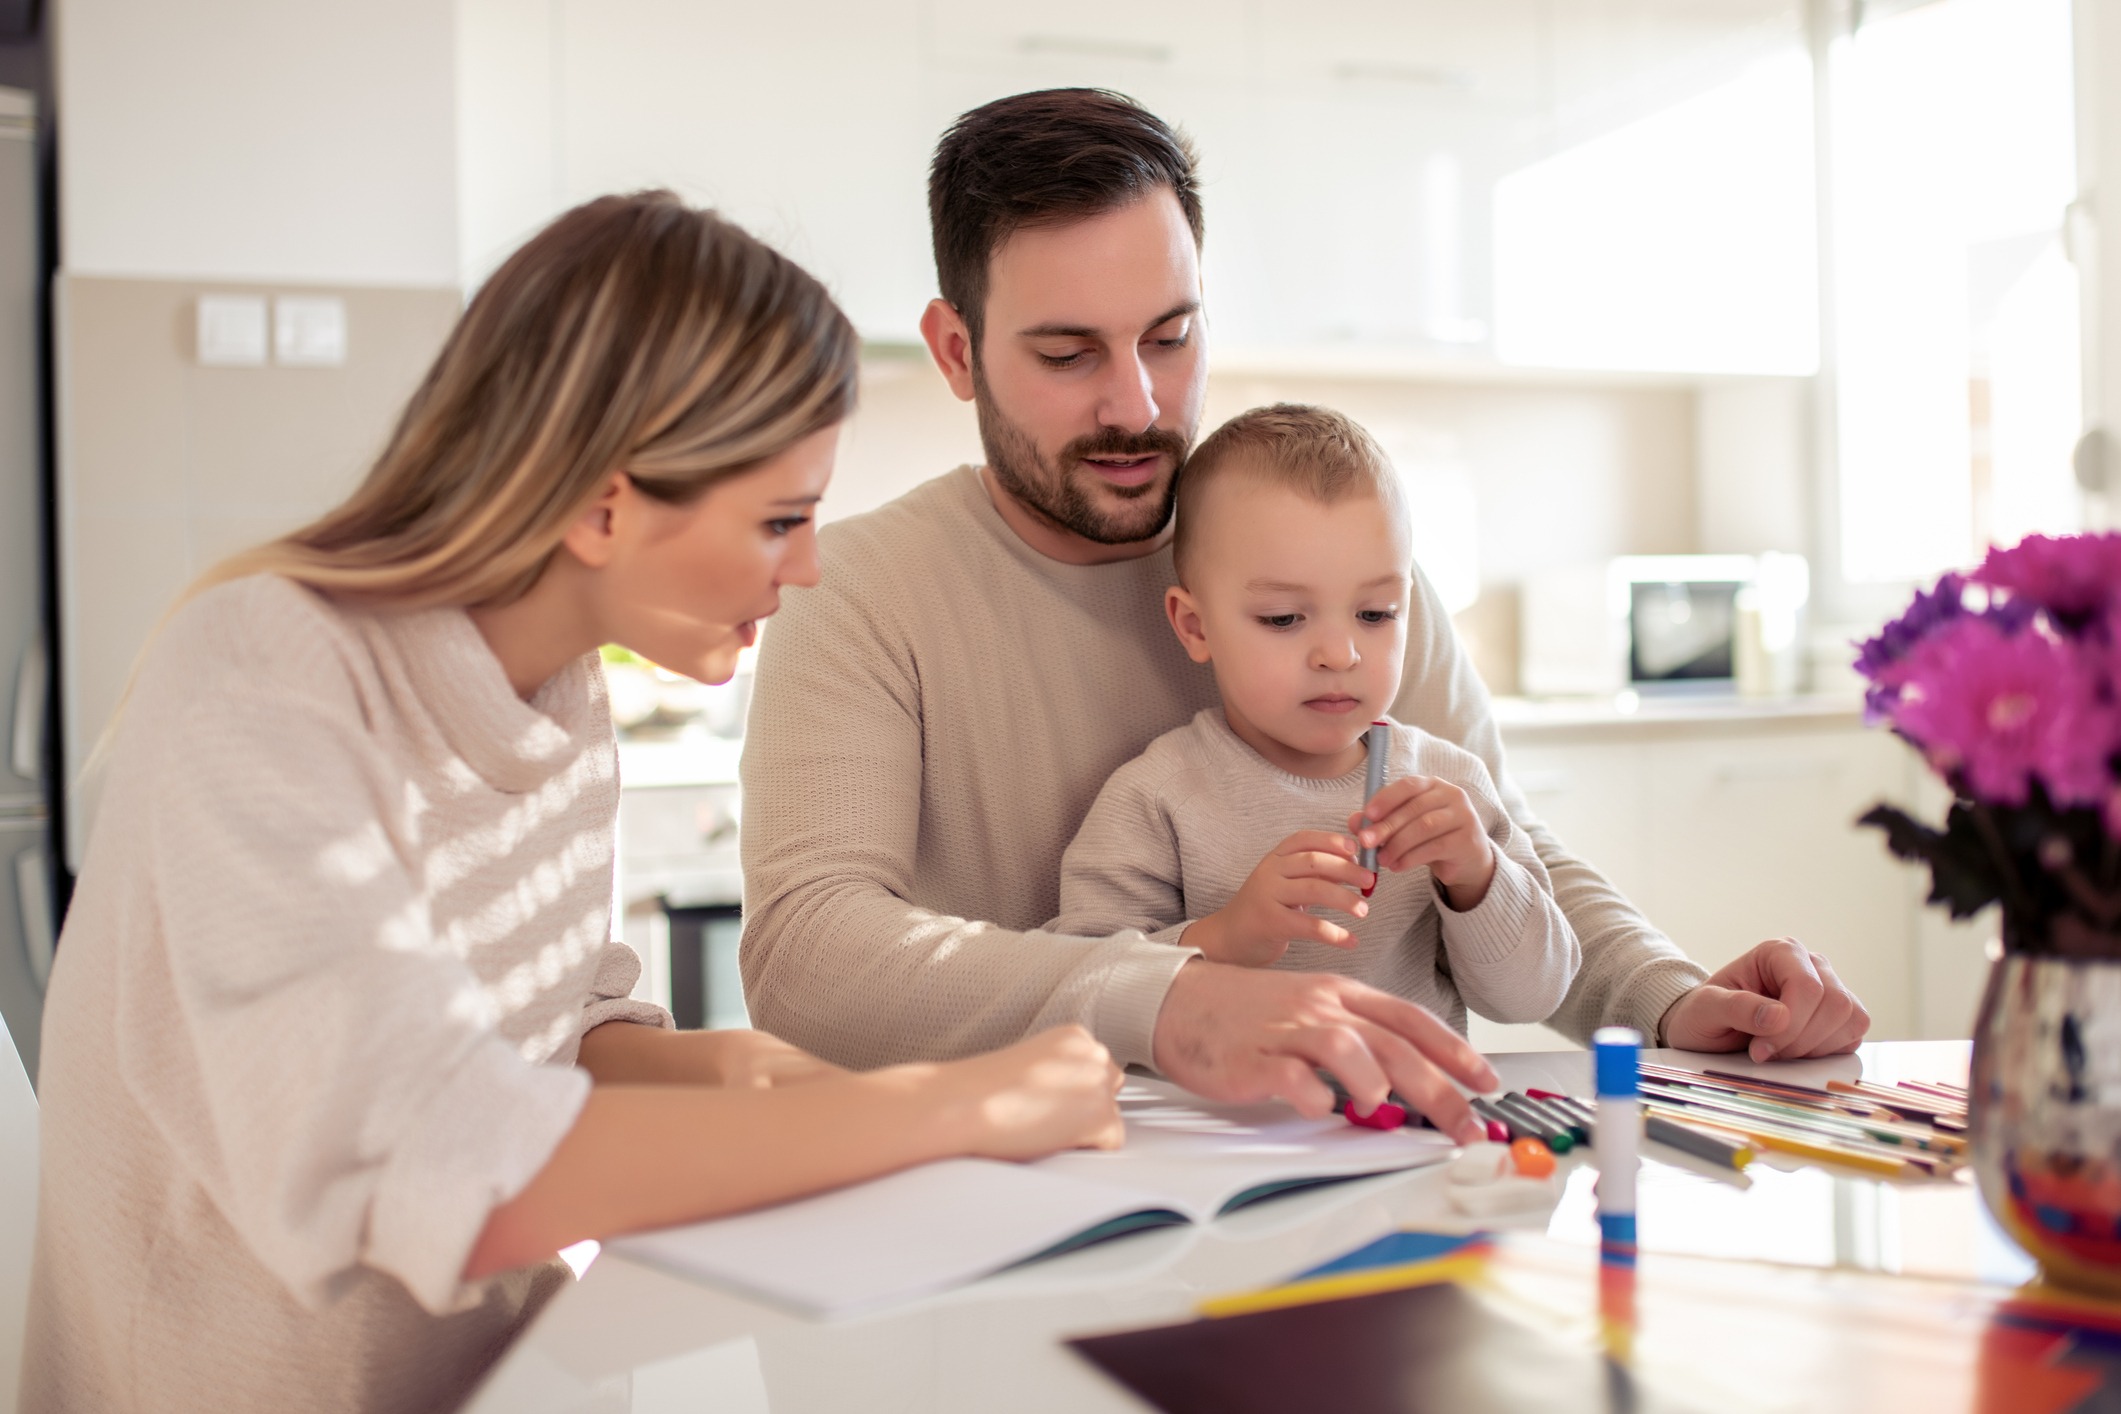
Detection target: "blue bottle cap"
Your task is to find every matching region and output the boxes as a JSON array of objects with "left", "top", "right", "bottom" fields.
[{"left": 1593, "top": 1026, "right": 1642, "bottom": 1098}]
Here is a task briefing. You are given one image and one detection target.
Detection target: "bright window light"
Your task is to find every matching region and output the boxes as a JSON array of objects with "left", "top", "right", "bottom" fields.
[
  {"left": 1831, "top": 0, "right": 2077, "bottom": 584},
  {"left": 1492, "top": 52, "right": 1819, "bottom": 376}
]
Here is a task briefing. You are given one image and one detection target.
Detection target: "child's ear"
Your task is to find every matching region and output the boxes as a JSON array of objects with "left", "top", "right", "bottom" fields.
[{"left": 1165, "top": 585, "right": 1213, "bottom": 664}]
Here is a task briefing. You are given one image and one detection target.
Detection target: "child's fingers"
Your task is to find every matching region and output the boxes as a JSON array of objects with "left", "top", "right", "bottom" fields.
[
  {"left": 1356, "top": 774, "right": 1437, "bottom": 823},
  {"left": 1272, "top": 830, "right": 1361, "bottom": 861},
  {"left": 1283, "top": 913, "right": 1359, "bottom": 949},
  {"left": 1270, "top": 876, "right": 1371, "bottom": 917},
  {"left": 1277, "top": 849, "right": 1375, "bottom": 891},
  {"left": 1371, "top": 799, "right": 1467, "bottom": 867}
]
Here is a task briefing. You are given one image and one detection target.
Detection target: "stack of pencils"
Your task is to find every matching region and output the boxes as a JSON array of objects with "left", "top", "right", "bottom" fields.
[
  {"left": 1619, "top": 1065, "right": 1967, "bottom": 1179},
  {"left": 1470, "top": 1070, "right": 1969, "bottom": 1179}
]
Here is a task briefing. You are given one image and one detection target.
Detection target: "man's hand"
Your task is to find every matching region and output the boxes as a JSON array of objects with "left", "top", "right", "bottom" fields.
[
  {"left": 1151, "top": 960, "right": 1500, "bottom": 1144},
  {"left": 1658, "top": 937, "right": 1872, "bottom": 1061},
  {"left": 1347, "top": 776, "right": 1497, "bottom": 909},
  {"left": 1187, "top": 830, "right": 1373, "bottom": 967}
]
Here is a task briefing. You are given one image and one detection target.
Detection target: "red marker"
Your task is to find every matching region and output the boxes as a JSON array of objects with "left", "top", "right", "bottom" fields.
[{"left": 1345, "top": 1100, "right": 1407, "bottom": 1130}]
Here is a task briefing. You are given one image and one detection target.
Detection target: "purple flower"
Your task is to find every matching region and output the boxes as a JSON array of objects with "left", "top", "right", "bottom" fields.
[
  {"left": 1974, "top": 532, "right": 2121, "bottom": 627},
  {"left": 1855, "top": 573, "right": 1971, "bottom": 719},
  {"left": 1892, "top": 617, "right": 2120, "bottom": 809}
]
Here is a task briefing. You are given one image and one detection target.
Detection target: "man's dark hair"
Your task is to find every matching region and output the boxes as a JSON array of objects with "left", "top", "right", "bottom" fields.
[{"left": 928, "top": 88, "right": 1203, "bottom": 351}]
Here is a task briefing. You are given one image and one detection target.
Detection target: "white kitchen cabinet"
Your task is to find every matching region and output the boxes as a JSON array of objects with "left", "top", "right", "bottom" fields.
[
  {"left": 461, "top": 0, "right": 1821, "bottom": 374},
  {"left": 1467, "top": 706, "right": 1980, "bottom": 1055}
]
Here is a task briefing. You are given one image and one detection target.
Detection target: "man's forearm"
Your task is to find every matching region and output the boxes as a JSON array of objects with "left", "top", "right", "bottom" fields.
[{"left": 1527, "top": 823, "right": 1705, "bottom": 1045}]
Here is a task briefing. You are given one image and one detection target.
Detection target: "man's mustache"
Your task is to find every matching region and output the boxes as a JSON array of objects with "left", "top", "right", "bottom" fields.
[{"left": 1061, "top": 426, "right": 1190, "bottom": 466}]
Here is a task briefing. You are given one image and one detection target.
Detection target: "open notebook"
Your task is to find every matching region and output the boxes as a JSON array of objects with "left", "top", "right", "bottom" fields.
[{"left": 611, "top": 1078, "right": 1453, "bottom": 1318}]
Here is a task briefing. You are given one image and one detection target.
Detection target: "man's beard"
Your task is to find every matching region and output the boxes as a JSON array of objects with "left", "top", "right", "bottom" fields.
[{"left": 972, "top": 362, "right": 1190, "bottom": 546}]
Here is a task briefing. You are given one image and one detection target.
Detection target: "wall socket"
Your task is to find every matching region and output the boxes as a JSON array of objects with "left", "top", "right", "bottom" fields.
[
  {"left": 194, "top": 294, "right": 267, "bottom": 366},
  {"left": 274, "top": 296, "right": 348, "bottom": 366},
  {"left": 194, "top": 293, "right": 350, "bottom": 367}
]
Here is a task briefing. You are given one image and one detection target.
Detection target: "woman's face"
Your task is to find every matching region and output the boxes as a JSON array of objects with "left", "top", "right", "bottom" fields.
[{"left": 601, "top": 422, "right": 838, "bottom": 685}]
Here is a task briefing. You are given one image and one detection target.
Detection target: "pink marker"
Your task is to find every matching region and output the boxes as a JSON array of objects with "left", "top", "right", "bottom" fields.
[{"left": 1360, "top": 719, "right": 1391, "bottom": 898}]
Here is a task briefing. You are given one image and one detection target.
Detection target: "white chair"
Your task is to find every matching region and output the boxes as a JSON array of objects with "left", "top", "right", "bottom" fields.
[{"left": 0, "top": 1011, "right": 36, "bottom": 1414}]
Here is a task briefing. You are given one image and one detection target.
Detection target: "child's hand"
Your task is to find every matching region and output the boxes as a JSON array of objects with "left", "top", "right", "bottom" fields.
[
  {"left": 1349, "top": 777, "right": 1497, "bottom": 910},
  {"left": 1188, "top": 831, "right": 1374, "bottom": 967}
]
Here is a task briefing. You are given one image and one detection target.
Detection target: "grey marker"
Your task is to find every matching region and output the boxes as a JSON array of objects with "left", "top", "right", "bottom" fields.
[{"left": 1360, "top": 719, "right": 1391, "bottom": 896}]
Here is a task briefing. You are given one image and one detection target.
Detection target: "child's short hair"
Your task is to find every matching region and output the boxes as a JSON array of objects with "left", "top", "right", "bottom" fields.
[{"left": 1173, "top": 404, "right": 1405, "bottom": 584}]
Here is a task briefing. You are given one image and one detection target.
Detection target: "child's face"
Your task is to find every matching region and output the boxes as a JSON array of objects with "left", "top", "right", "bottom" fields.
[{"left": 1167, "top": 473, "right": 1412, "bottom": 773}]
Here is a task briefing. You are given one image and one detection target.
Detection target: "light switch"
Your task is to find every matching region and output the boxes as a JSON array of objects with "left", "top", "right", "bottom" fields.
[
  {"left": 274, "top": 296, "right": 348, "bottom": 366},
  {"left": 195, "top": 294, "right": 268, "bottom": 366}
]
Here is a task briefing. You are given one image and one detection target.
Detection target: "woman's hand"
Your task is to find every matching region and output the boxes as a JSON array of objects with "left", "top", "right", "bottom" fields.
[
  {"left": 1349, "top": 776, "right": 1497, "bottom": 909},
  {"left": 941, "top": 1025, "right": 1127, "bottom": 1161},
  {"left": 700, "top": 1029, "right": 848, "bottom": 1089},
  {"left": 1187, "top": 830, "right": 1373, "bottom": 967}
]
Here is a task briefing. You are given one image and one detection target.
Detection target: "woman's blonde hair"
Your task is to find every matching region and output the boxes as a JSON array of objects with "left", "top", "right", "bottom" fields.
[{"left": 197, "top": 189, "right": 859, "bottom": 608}]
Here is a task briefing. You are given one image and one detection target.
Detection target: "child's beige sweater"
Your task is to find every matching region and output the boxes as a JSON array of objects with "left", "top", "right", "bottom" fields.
[
  {"left": 1053, "top": 709, "right": 1580, "bottom": 1034},
  {"left": 24, "top": 575, "right": 667, "bottom": 1414},
  {"left": 741, "top": 464, "right": 1706, "bottom": 1070}
]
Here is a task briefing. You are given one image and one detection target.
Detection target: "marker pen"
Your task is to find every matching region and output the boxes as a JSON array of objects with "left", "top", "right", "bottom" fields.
[{"left": 1360, "top": 719, "right": 1391, "bottom": 897}]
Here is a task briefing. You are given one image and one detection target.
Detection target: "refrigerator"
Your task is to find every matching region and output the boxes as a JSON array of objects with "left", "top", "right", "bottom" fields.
[{"left": 0, "top": 86, "right": 52, "bottom": 1085}]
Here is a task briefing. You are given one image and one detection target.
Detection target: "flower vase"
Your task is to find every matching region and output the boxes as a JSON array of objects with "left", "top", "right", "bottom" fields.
[{"left": 1970, "top": 950, "right": 2121, "bottom": 1296}]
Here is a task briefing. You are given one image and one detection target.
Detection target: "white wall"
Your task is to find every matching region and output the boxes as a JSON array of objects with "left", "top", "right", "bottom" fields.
[{"left": 56, "top": 0, "right": 459, "bottom": 286}]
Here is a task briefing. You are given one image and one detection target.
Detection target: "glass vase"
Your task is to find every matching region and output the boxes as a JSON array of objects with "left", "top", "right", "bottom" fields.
[{"left": 1970, "top": 951, "right": 2121, "bottom": 1296}]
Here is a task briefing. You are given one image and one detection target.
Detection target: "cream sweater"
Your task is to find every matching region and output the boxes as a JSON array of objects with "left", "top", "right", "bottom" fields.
[
  {"left": 1054, "top": 710, "right": 1580, "bottom": 1034},
  {"left": 25, "top": 575, "right": 668, "bottom": 1414},
  {"left": 741, "top": 465, "right": 1704, "bottom": 1069}
]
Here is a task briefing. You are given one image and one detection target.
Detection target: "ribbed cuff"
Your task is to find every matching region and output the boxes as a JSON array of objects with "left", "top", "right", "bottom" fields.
[
  {"left": 1090, "top": 939, "right": 1201, "bottom": 1070},
  {"left": 366, "top": 1037, "right": 590, "bottom": 1315},
  {"left": 580, "top": 995, "right": 675, "bottom": 1034},
  {"left": 1434, "top": 854, "right": 1541, "bottom": 967},
  {"left": 1621, "top": 962, "right": 1711, "bottom": 1046}
]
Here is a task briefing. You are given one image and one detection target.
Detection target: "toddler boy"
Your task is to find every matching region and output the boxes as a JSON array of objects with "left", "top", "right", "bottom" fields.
[{"left": 1052, "top": 404, "right": 1579, "bottom": 1036}]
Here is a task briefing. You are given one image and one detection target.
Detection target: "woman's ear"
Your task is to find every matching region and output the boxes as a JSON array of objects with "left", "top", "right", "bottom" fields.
[
  {"left": 558, "top": 470, "right": 631, "bottom": 570},
  {"left": 1165, "top": 584, "right": 1213, "bottom": 664}
]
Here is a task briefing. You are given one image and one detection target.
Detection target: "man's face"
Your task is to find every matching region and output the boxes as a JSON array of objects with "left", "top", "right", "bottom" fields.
[{"left": 971, "top": 190, "right": 1207, "bottom": 546}]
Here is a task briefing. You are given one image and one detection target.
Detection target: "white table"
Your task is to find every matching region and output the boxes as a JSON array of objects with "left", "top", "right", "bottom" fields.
[{"left": 464, "top": 1041, "right": 2016, "bottom": 1414}]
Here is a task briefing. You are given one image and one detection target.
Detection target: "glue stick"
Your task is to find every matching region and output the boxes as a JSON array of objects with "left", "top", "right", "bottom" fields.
[{"left": 1593, "top": 1026, "right": 1642, "bottom": 1360}]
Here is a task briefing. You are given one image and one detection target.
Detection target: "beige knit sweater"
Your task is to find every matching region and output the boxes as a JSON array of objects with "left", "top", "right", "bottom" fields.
[
  {"left": 25, "top": 575, "right": 668, "bottom": 1414},
  {"left": 1053, "top": 709, "right": 1580, "bottom": 1035},
  {"left": 741, "top": 465, "right": 1705, "bottom": 1070}
]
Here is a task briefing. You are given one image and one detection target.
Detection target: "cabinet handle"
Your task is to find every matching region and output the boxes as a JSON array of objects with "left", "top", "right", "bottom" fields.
[{"left": 10, "top": 633, "right": 44, "bottom": 784}]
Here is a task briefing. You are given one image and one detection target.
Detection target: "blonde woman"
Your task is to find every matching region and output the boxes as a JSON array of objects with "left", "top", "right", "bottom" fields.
[{"left": 23, "top": 192, "right": 1125, "bottom": 1414}]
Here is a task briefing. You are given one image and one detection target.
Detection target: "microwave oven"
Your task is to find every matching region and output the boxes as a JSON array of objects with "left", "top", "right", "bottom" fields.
[{"left": 1519, "top": 554, "right": 1809, "bottom": 697}]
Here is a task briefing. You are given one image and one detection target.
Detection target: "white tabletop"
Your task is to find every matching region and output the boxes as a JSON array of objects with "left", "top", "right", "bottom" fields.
[{"left": 465, "top": 1040, "right": 2014, "bottom": 1414}]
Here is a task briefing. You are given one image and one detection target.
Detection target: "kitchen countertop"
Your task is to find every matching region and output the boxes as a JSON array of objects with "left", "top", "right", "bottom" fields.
[
  {"left": 615, "top": 694, "right": 1875, "bottom": 792},
  {"left": 1493, "top": 691, "right": 1867, "bottom": 736}
]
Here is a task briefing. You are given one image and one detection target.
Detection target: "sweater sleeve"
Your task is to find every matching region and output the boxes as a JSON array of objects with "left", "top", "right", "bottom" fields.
[
  {"left": 1390, "top": 562, "right": 1706, "bottom": 1044},
  {"left": 1050, "top": 758, "right": 1196, "bottom": 949},
  {"left": 738, "top": 567, "right": 1197, "bottom": 1071},
  {"left": 1422, "top": 744, "right": 1582, "bottom": 1025},
  {"left": 120, "top": 689, "right": 589, "bottom": 1317}
]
